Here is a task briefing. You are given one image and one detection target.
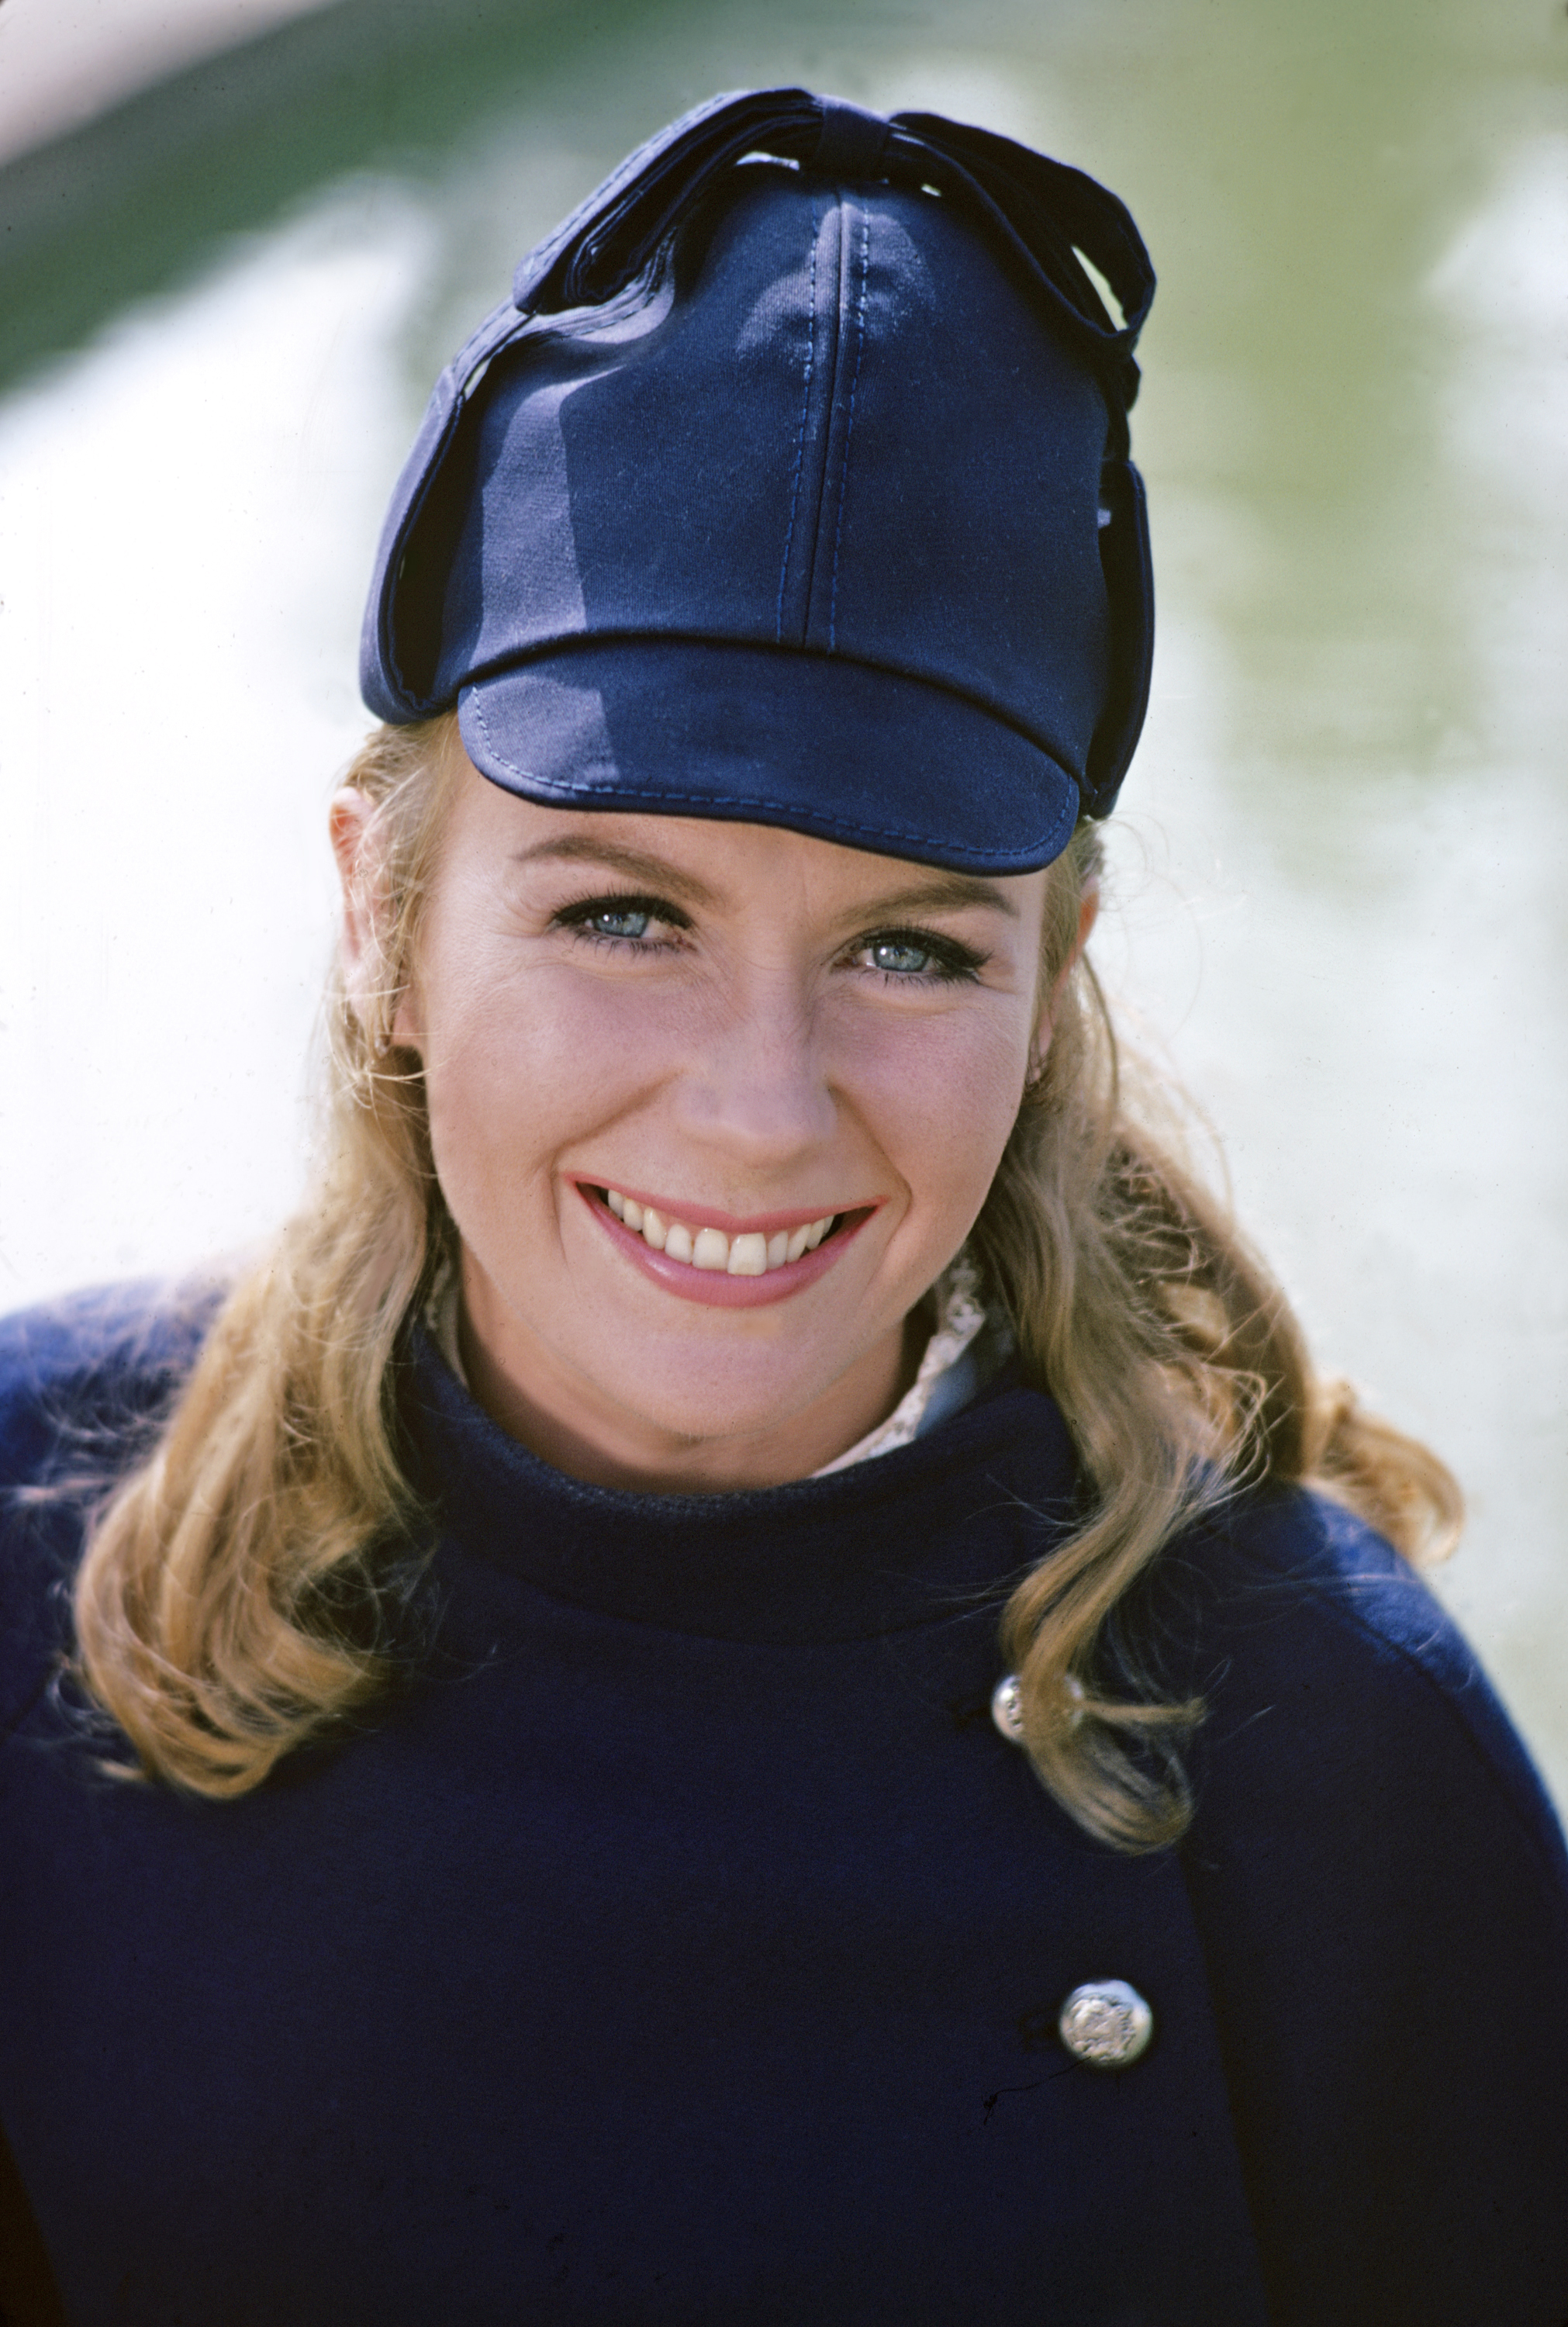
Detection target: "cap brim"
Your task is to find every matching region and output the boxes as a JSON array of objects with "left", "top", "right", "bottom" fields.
[{"left": 458, "top": 642, "right": 1080, "bottom": 873}]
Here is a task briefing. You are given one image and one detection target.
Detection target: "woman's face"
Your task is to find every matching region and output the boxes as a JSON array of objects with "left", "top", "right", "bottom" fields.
[{"left": 341, "top": 755, "right": 1053, "bottom": 1492}]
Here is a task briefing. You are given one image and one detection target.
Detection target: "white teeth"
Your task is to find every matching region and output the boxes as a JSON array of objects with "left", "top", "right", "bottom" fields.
[
  {"left": 727, "top": 1233, "right": 768, "bottom": 1277},
  {"left": 603, "top": 1191, "right": 838, "bottom": 1274}
]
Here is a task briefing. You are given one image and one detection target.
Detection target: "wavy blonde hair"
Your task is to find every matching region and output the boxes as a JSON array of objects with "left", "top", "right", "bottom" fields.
[{"left": 72, "top": 714, "right": 1461, "bottom": 1841}]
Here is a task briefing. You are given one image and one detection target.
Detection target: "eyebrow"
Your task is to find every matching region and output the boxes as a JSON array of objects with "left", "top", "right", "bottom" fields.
[
  {"left": 511, "top": 837, "right": 1018, "bottom": 923},
  {"left": 856, "top": 874, "right": 1021, "bottom": 922},
  {"left": 510, "top": 835, "right": 720, "bottom": 909}
]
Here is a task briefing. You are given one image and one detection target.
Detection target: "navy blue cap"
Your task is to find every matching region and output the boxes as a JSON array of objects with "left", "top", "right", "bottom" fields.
[{"left": 360, "top": 89, "right": 1155, "bottom": 872}]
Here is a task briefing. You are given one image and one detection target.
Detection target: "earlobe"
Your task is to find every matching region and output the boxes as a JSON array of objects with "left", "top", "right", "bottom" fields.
[{"left": 389, "top": 987, "right": 423, "bottom": 1053}]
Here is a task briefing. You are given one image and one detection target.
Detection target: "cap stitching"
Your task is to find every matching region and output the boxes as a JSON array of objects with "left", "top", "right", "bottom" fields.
[
  {"left": 828, "top": 201, "right": 872, "bottom": 652},
  {"left": 462, "top": 635, "right": 1084, "bottom": 775},
  {"left": 465, "top": 690, "right": 1075, "bottom": 865},
  {"left": 775, "top": 199, "right": 819, "bottom": 644}
]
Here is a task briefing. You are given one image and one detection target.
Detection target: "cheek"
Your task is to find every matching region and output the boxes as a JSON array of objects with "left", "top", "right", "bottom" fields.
[
  {"left": 418, "top": 965, "right": 672, "bottom": 1215},
  {"left": 842, "top": 1006, "right": 1031, "bottom": 1219}
]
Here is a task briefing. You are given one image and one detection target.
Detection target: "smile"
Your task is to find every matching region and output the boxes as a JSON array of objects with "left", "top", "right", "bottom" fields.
[
  {"left": 603, "top": 1188, "right": 838, "bottom": 1275},
  {"left": 579, "top": 1182, "right": 870, "bottom": 1309}
]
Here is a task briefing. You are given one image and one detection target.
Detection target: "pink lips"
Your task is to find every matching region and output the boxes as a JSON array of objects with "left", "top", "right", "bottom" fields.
[{"left": 575, "top": 1182, "right": 873, "bottom": 1309}]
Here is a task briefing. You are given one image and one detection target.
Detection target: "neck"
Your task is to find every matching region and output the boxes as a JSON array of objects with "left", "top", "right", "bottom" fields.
[{"left": 456, "top": 1278, "right": 934, "bottom": 1495}]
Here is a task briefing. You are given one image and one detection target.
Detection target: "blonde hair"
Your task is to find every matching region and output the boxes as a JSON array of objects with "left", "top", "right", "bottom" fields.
[{"left": 72, "top": 715, "right": 1460, "bottom": 1839}]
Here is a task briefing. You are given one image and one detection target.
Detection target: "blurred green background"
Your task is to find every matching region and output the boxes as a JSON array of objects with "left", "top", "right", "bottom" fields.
[{"left": 2, "top": 0, "right": 1565, "bottom": 1798}]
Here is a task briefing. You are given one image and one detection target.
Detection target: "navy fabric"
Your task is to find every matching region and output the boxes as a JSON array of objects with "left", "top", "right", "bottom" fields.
[
  {"left": 2, "top": 1287, "right": 1566, "bottom": 2325},
  {"left": 359, "top": 93, "right": 1158, "bottom": 866},
  {"left": 502, "top": 93, "right": 1152, "bottom": 399},
  {"left": 458, "top": 642, "right": 1079, "bottom": 872},
  {"left": 1164, "top": 1501, "right": 1568, "bottom": 2325}
]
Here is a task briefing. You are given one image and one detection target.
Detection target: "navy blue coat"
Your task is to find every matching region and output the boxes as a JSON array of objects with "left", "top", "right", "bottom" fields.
[{"left": 2, "top": 1283, "right": 1566, "bottom": 2325}]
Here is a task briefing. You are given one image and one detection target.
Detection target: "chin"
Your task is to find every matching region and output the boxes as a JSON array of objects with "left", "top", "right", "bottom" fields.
[{"left": 591, "top": 1354, "right": 836, "bottom": 1451}]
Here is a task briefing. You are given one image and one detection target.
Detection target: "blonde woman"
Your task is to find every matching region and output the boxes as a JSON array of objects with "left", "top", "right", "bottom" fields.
[{"left": 2, "top": 92, "right": 1565, "bottom": 2327}]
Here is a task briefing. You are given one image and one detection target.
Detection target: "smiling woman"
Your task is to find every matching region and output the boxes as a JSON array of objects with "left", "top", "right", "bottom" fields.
[
  {"left": 2, "top": 86, "right": 1567, "bottom": 2327},
  {"left": 342, "top": 759, "right": 1051, "bottom": 1489}
]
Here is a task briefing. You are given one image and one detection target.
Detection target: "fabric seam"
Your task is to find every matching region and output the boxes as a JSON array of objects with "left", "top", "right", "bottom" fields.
[
  {"left": 775, "top": 199, "right": 819, "bottom": 642},
  {"left": 828, "top": 202, "right": 871, "bottom": 651},
  {"left": 465, "top": 689, "right": 1076, "bottom": 866}
]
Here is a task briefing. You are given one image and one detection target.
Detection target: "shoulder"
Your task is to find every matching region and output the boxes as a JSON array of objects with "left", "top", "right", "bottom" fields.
[
  {"left": 0, "top": 1278, "right": 226, "bottom": 1728},
  {"left": 1161, "top": 1483, "right": 1568, "bottom": 2322},
  {"left": 0, "top": 1275, "right": 225, "bottom": 1496},
  {"left": 1172, "top": 1482, "right": 1567, "bottom": 1897}
]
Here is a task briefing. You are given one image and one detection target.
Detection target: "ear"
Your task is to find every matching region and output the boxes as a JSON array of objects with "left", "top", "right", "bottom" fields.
[
  {"left": 1028, "top": 878, "right": 1100, "bottom": 1080},
  {"left": 329, "top": 790, "right": 418, "bottom": 1049}
]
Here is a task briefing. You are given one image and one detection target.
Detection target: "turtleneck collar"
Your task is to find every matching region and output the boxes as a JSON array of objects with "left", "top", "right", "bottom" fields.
[{"left": 402, "top": 1327, "right": 1080, "bottom": 1646}]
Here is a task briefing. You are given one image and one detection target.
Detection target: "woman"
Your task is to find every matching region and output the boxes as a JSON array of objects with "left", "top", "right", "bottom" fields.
[{"left": 2, "top": 90, "right": 1565, "bottom": 2327}]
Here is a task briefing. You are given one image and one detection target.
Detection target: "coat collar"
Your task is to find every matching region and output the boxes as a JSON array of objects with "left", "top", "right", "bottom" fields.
[{"left": 401, "top": 1326, "right": 1078, "bottom": 1646}]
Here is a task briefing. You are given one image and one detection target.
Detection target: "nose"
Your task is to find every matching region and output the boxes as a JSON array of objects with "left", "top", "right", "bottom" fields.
[{"left": 671, "top": 963, "right": 838, "bottom": 1167}]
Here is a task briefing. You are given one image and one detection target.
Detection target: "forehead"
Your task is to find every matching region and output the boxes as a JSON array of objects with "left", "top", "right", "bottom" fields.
[{"left": 442, "top": 762, "right": 1043, "bottom": 921}]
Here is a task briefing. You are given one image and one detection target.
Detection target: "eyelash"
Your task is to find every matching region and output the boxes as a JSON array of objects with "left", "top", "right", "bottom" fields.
[
  {"left": 852, "top": 928, "right": 987, "bottom": 987},
  {"left": 553, "top": 893, "right": 691, "bottom": 954},
  {"left": 551, "top": 893, "right": 988, "bottom": 986}
]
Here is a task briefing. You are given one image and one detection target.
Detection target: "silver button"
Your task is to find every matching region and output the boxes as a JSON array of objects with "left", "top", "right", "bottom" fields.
[
  {"left": 1059, "top": 1980, "right": 1154, "bottom": 2069},
  {"left": 991, "top": 1671, "right": 1086, "bottom": 1742}
]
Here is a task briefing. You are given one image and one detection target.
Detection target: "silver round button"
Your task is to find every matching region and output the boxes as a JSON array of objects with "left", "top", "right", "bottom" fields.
[
  {"left": 1058, "top": 1980, "right": 1154, "bottom": 2069},
  {"left": 990, "top": 1673, "right": 1025, "bottom": 1742}
]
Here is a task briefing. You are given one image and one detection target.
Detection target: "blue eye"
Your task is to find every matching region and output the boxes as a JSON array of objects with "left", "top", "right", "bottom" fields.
[
  {"left": 554, "top": 892, "right": 690, "bottom": 953},
  {"left": 852, "top": 927, "right": 986, "bottom": 984},
  {"left": 586, "top": 906, "right": 652, "bottom": 940},
  {"left": 870, "top": 939, "right": 935, "bottom": 975}
]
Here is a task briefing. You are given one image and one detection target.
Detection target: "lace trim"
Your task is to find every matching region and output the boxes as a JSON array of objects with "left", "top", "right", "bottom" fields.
[
  {"left": 423, "top": 1249, "right": 1004, "bottom": 1477},
  {"left": 809, "top": 1253, "right": 991, "bottom": 1475}
]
